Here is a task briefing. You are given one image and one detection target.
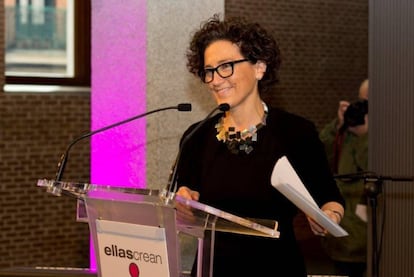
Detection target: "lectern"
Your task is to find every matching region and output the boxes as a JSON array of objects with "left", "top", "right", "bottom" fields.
[{"left": 37, "top": 179, "right": 279, "bottom": 277}]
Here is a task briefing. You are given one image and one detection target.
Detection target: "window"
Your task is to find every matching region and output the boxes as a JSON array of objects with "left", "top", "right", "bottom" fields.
[{"left": 4, "top": 0, "right": 90, "bottom": 86}]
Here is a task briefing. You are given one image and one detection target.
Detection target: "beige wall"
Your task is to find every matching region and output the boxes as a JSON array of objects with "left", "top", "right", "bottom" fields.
[{"left": 146, "top": 1, "right": 224, "bottom": 189}]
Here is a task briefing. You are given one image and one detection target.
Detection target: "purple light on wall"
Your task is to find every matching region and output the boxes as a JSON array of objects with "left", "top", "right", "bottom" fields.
[{"left": 90, "top": 0, "right": 147, "bottom": 270}]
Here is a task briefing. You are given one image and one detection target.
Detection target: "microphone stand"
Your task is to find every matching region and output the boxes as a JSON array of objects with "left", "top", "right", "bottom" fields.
[
  {"left": 334, "top": 172, "right": 413, "bottom": 277},
  {"left": 55, "top": 103, "right": 192, "bottom": 182},
  {"left": 161, "top": 103, "right": 230, "bottom": 203}
]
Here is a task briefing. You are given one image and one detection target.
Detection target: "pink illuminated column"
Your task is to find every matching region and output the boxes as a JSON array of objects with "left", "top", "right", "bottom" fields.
[
  {"left": 90, "top": 0, "right": 147, "bottom": 269},
  {"left": 91, "top": 1, "right": 147, "bottom": 188}
]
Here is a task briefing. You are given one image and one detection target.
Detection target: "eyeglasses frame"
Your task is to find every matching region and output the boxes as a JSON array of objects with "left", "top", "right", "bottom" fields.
[{"left": 200, "top": 58, "right": 250, "bottom": 83}]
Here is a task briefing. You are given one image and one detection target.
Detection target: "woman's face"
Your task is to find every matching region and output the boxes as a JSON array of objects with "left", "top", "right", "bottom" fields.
[{"left": 203, "top": 40, "right": 266, "bottom": 110}]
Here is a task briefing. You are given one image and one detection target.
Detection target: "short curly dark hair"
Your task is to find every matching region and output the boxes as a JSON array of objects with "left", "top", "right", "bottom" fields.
[{"left": 186, "top": 14, "right": 281, "bottom": 94}]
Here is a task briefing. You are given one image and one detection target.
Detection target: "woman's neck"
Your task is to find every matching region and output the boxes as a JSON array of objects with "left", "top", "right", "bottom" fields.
[
  {"left": 223, "top": 100, "right": 267, "bottom": 131},
  {"left": 215, "top": 101, "right": 268, "bottom": 154}
]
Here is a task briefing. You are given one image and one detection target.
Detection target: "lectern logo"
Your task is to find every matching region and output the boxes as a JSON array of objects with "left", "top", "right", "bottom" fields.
[
  {"left": 104, "top": 244, "right": 163, "bottom": 264},
  {"left": 129, "top": 263, "right": 140, "bottom": 277}
]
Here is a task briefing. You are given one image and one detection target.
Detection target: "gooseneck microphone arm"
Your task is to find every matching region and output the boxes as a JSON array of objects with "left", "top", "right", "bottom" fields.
[
  {"left": 55, "top": 103, "right": 192, "bottom": 182},
  {"left": 164, "top": 103, "right": 230, "bottom": 198}
]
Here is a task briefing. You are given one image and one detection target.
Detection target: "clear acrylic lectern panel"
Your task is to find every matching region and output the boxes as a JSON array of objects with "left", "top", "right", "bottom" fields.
[{"left": 37, "top": 179, "right": 279, "bottom": 277}]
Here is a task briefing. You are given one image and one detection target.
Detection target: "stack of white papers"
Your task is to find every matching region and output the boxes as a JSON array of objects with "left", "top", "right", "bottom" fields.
[{"left": 271, "top": 156, "right": 348, "bottom": 237}]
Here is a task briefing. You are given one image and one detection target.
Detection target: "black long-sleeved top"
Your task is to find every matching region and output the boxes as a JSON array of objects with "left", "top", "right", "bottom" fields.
[{"left": 177, "top": 106, "right": 345, "bottom": 277}]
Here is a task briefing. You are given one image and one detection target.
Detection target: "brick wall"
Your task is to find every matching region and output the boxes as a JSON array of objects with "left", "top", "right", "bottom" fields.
[
  {"left": 0, "top": 0, "right": 90, "bottom": 268},
  {"left": 226, "top": 0, "right": 368, "bottom": 129},
  {"left": 0, "top": 0, "right": 368, "bottom": 271},
  {"left": 0, "top": 92, "right": 91, "bottom": 268}
]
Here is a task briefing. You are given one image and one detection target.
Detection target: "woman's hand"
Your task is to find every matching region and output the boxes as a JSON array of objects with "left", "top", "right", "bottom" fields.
[
  {"left": 306, "top": 216, "right": 327, "bottom": 236},
  {"left": 175, "top": 186, "right": 200, "bottom": 222},
  {"left": 176, "top": 186, "right": 200, "bottom": 201},
  {"left": 307, "top": 201, "right": 344, "bottom": 236}
]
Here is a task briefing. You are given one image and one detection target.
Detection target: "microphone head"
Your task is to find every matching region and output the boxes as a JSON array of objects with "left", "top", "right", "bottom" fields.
[
  {"left": 218, "top": 103, "right": 230, "bottom": 112},
  {"left": 177, "top": 103, "right": 192, "bottom": 111}
]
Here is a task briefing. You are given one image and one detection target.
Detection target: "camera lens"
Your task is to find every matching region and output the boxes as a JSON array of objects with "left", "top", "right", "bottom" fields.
[{"left": 344, "top": 99, "right": 368, "bottom": 127}]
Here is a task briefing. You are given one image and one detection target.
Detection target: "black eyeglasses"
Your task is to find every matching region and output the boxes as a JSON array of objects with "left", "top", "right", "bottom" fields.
[{"left": 200, "top": 59, "right": 250, "bottom": 83}]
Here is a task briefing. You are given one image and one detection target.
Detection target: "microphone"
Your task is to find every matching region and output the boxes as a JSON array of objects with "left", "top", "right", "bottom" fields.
[
  {"left": 334, "top": 172, "right": 369, "bottom": 181},
  {"left": 162, "top": 103, "right": 230, "bottom": 201},
  {"left": 54, "top": 103, "right": 192, "bottom": 182},
  {"left": 334, "top": 172, "right": 414, "bottom": 182}
]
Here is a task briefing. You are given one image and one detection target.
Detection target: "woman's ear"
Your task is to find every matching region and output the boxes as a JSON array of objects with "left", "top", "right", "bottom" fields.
[{"left": 255, "top": 60, "right": 267, "bottom": 80}]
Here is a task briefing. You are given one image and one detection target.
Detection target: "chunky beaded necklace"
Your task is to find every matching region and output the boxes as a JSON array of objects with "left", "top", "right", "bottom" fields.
[{"left": 215, "top": 102, "right": 268, "bottom": 154}]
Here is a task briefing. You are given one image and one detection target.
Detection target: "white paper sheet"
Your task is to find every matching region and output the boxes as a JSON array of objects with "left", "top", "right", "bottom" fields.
[{"left": 271, "top": 156, "right": 348, "bottom": 237}]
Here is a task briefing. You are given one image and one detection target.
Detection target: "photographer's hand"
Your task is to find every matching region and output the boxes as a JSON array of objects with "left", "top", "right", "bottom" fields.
[{"left": 336, "top": 100, "right": 350, "bottom": 130}]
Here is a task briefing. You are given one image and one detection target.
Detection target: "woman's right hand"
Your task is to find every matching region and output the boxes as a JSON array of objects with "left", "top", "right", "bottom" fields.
[
  {"left": 176, "top": 186, "right": 200, "bottom": 201},
  {"left": 175, "top": 186, "right": 200, "bottom": 221}
]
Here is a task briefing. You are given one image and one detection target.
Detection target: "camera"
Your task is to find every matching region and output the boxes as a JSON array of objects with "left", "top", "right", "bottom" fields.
[{"left": 343, "top": 99, "right": 368, "bottom": 127}]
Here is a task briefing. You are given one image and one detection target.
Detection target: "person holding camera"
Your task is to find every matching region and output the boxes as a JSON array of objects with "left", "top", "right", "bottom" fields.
[{"left": 319, "top": 79, "right": 369, "bottom": 277}]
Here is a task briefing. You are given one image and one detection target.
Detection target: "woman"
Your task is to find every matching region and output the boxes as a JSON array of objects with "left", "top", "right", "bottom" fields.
[{"left": 175, "top": 14, "right": 345, "bottom": 277}]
